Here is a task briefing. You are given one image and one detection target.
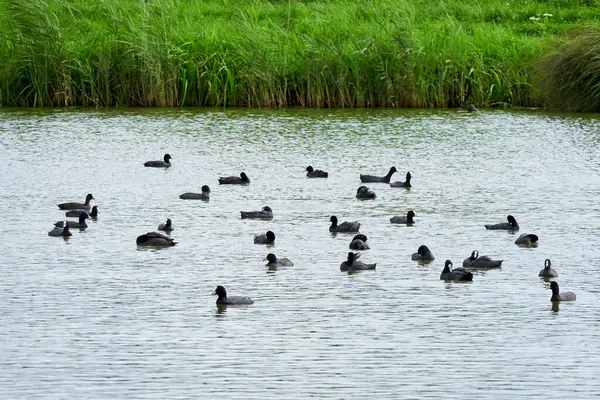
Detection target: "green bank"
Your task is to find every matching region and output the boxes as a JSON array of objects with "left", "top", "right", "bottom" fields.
[{"left": 1, "top": 0, "right": 599, "bottom": 110}]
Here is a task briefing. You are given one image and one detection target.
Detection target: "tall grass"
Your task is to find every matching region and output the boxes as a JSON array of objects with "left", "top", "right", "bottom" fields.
[
  {"left": 539, "top": 27, "right": 600, "bottom": 112},
  {"left": 0, "top": 0, "right": 599, "bottom": 108}
]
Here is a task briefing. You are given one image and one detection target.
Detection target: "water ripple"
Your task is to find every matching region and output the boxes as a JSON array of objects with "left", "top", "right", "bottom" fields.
[{"left": 1, "top": 108, "right": 600, "bottom": 399}]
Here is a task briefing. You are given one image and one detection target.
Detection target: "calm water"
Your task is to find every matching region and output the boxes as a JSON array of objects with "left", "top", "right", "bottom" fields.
[{"left": 1, "top": 108, "right": 599, "bottom": 399}]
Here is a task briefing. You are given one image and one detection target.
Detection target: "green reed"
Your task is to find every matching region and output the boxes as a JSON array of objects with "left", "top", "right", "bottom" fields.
[
  {"left": 539, "top": 27, "right": 600, "bottom": 112},
  {"left": 0, "top": 0, "right": 599, "bottom": 108}
]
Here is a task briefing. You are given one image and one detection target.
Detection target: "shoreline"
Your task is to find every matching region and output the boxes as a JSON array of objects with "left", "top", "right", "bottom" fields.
[{"left": 1, "top": 0, "right": 599, "bottom": 111}]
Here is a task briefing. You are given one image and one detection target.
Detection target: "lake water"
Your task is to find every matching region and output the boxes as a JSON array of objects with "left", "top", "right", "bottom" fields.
[{"left": 1, "top": 108, "right": 599, "bottom": 399}]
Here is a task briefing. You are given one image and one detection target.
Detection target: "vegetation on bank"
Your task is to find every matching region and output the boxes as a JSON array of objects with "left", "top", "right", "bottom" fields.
[
  {"left": 0, "top": 0, "right": 599, "bottom": 110},
  {"left": 540, "top": 27, "right": 600, "bottom": 112}
]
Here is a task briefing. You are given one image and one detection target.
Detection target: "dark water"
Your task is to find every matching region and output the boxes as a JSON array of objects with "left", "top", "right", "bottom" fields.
[{"left": 1, "top": 108, "right": 599, "bottom": 399}]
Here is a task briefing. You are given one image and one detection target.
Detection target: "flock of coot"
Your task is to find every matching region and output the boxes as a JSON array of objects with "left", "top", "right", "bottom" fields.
[
  {"left": 49, "top": 194, "right": 98, "bottom": 237},
  {"left": 48, "top": 153, "right": 576, "bottom": 306}
]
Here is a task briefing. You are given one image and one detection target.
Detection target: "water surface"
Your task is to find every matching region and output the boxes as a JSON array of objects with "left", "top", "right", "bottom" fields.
[{"left": 1, "top": 108, "right": 599, "bottom": 399}]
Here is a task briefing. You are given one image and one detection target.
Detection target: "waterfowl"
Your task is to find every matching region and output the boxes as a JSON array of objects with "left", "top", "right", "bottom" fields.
[
  {"left": 515, "top": 233, "right": 538, "bottom": 246},
  {"left": 90, "top": 206, "right": 99, "bottom": 218},
  {"left": 254, "top": 231, "right": 275, "bottom": 244},
  {"left": 143, "top": 153, "right": 172, "bottom": 168},
  {"left": 485, "top": 215, "right": 519, "bottom": 230},
  {"left": 411, "top": 245, "right": 434, "bottom": 261},
  {"left": 360, "top": 166, "right": 397, "bottom": 183},
  {"left": 265, "top": 253, "right": 293, "bottom": 267},
  {"left": 213, "top": 285, "right": 254, "bottom": 305},
  {"left": 340, "top": 252, "right": 376, "bottom": 272},
  {"left": 54, "top": 213, "right": 89, "bottom": 229},
  {"left": 390, "top": 210, "right": 416, "bottom": 225},
  {"left": 462, "top": 250, "right": 503, "bottom": 269},
  {"left": 349, "top": 234, "right": 369, "bottom": 250},
  {"left": 65, "top": 205, "right": 98, "bottom": 219},
  {"left": 179, "top": 185, "right": 210, "bottom": 200},
  {"left": 550, "top": 281, "right": 575, "bottom": 302},
  {"left": 467, "top": 103, "right": 479, "bottom": 112},
  {"left": 356, "top": 186, "right": 376, "bottom": 199},
  {"left": 65, "top": 210, "right": 88, "bottom": 218},
  {"left": 218, "top": 172, "right": 250, "bottom": 185},
  {"left": 158, "top": 218, "right": 173, "bottom": 231},
  {"left": 57, "top": 193, "right": 94, "bottom": 210},
  {"left": 48, "top": 225, "right": 72, "bottom": 237},
  {"left": 136, "top": 232, "right": 176, "bottom": 246},
  {"left": 329, "top": 215, "right": 360, "bottom": 233},
  {"left": 539, "top": 259, "right": 558, "bottom": 278},
  {"left": 390, "top": 171, "right": 412, "bottom": 188},
  {"left": 440, "top": 260, "right": 473, "bottom": 281},
  {"left": 241, "top": 206, "right": 273, "bottom": 219},
  {"left": 306, "top": 166, "right": 328, "bottom": 178}
]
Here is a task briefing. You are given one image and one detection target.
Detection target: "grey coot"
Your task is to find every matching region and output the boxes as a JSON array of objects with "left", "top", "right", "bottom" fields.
[
  {"left": 89, "top": 206, "right": 99, "bottom": 218},
  {"left": 306, "top": 166, "right": 328, "bottom": 178},
  {"left": 440, "top": 260, "right": 473, "bottom": 281},
  {"left": 462, "top": 250, "right": 503, "bottom": 269},
  {"left": 48, "top": 225, "right": 72, "bottom": 237},
  {"left": 539, "top": 259, "right": 558, "bottom": 278},
  {"left": 390, "top": 210, "right": 416, "bottom": 224},
  {"left": 213, "top": 285, "right": 254, "bottom": 305},
  {"left": 144, "top": 153, "right": 172, "bottom": 168},
  {"left": 349, "top": 234, "right": 369, "bottom": 250},
  {"left": 254, "top": 231, "right": 275, "bottom": 245},
  {"left": 158, "top": 218, "right": 173, "bottom": 231},
  {"left": 65, "top": 205, "right": 98, "bottom": 218},
  {"left": 136, "top": 232, "right": 176, "bottom": 246},
  {"left": 54, "top": 213, "right": 89, "bottom": 229},
  {"left": 218, "top": 172, "right": 250, "bottom": 185},
  {"left": 356, "top": 186, "right": 376, "bottom": 199},
  {"left": 411, "top": 245, "right": 434, "bottom": 261},
  {"left": 340, "top": 252, "right": 376, "bottom": 272},
  {"left": 390, "top": 171, "right": 412, "bottom": 188},
  {"left": 485, "top": 215, "right": 519, "bottom": 230},
  {"left": 57, "top": 193, "right": 94, "bottom": 210},
  {"left": 179, "top": 185, "right": 210, "bottom": 200},
  {"left": 241, "top": 206, "right": 273, "bottom": 219},
  {"left": 329, "top": 215, "right": 360, "bottom": 233},
  {"left": 515, "top": 233, "right": 538, "bottom": 246},
  {"left": 265, "top": 253, "right": 293, "bottom": 267},
  {"left": 360, "top": 166, "right": 397, "bottom": 183},
  {"left": 65, "top": 210, "right": 88, "bottom": 218},
  {"left": 550, "top": 281, "right": 575, "bottom": 302}
]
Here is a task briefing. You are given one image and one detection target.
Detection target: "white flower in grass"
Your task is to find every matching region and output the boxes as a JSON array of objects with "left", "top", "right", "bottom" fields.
[
  {"left": 529, "top": 16, "right": 540, "bottom": 21},
  {"left": 543, "top": 13, "right": 553, "bottom": 17}
]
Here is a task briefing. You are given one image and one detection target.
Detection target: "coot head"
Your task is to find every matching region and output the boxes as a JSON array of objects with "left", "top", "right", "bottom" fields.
[
  {"left": 213, "top": 285, "right": 227, "bottom": 298},
  {"left": 352, "top": 234, "right": 368, "bottom": 242}
]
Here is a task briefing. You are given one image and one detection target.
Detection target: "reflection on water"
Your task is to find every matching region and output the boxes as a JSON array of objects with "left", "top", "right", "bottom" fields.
[
  {"left": 1, "top": 108, "right": 600, "bottom": 399},
  {"left": 215, "top": 305, "right": 228, "bottom": 315}
]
